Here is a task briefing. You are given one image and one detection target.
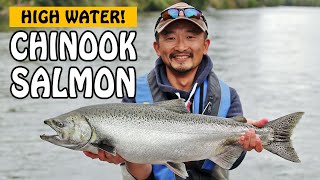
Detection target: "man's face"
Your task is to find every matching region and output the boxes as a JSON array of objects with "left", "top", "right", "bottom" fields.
[{"left": 153, "top": 20, "right": 210, "bottom": 74}]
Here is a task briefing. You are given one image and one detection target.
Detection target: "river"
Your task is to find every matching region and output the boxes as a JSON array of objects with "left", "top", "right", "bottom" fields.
[{"left": 0, "top": 6, "right": 319, "bottom": 180}]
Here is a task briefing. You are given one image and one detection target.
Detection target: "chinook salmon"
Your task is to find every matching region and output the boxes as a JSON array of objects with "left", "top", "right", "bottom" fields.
[{"left": 40, "top": 99, "right": 303, "bottom": 178}]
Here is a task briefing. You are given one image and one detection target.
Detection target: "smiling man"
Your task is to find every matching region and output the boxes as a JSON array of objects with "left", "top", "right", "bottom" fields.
[
  {"left": 153, "top": 19, "right": 210, "bottom": 91},
  {"left": 84, "top": 2, "right": 268, "bottom": 180}
]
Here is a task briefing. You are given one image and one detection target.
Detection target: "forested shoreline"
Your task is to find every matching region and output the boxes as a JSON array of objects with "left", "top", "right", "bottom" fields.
[
  {"left": 1, "top": 0, "right": 319, "bottom": 30},
  {"left": 1, "top": 0, "right": 320, "bottom": 15}
]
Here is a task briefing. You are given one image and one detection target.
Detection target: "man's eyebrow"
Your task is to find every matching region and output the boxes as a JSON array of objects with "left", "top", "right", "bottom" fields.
[
  {"left": 161, "top": 30, "right": 174, "bottom": 35},
  {"left": 187, "top": 28, "right": 202, "bottom": 35}
]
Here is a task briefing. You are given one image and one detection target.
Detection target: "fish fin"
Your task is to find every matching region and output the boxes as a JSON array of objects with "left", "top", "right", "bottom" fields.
[
  {"left": 91, "top": 141, "right": 116, "bottom": 156},
  {"left": 154, "top": 99, "right": 190, "bottom": 114},
  {"left": 264, "top": 112, "right": 303, "bottom": 163},
  {"left": 165, "top": 162, "right": 188, "bottom": 179},
  {"left": 210, "top": 144, "right": 244, "bottom": 169},
  {"left": 80, "top": 144, "right": 99, "bottom": 154},
  {"left": 231, "top": 116, "right": 247, "bottom": 123}
]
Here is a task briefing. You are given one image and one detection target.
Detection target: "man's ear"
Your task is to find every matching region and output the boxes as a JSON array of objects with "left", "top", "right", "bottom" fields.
[
  {"left": 203, "top": 38, "right": 210, "bottom": 55},
  {"left": 153, "top": 41, "right": 161, "bottom": 56}
]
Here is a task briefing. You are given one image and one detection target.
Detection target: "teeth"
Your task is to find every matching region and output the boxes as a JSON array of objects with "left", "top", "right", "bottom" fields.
[{"left": 175, "top": 56, "right": 189, "bottom": 59}]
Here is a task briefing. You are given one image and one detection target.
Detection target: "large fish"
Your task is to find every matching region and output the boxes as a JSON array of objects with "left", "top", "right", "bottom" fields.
[{"left": 40, "top": 99, "right": 303, "bottom": 178}]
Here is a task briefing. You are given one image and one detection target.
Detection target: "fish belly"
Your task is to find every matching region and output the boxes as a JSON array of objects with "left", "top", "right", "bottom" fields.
[{"left": 104, "top": 126, "right": 235, "bottom": 164}]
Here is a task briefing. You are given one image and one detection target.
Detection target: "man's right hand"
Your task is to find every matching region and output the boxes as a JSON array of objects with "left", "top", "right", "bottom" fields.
[{"left": 83, "top": 150, "right": 125, "bottom": 164}]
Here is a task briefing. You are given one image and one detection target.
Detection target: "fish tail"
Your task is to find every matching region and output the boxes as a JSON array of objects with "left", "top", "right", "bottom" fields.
[{"left": 264, "top": 112, "right": 304, "bottom": 163}]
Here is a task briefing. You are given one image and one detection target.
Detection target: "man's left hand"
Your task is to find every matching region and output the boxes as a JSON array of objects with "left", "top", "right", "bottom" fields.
[{"left": 239, "top": 118, "right": 268, "bottom": 152}]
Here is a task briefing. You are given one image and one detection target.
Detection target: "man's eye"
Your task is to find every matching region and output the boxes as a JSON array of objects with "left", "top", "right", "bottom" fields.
[
  {"left": 187, "top": 36, "right": 195, "bottom": 39},
  {"left": 167, "top": 37, "right": 175, "bottom": 40}
]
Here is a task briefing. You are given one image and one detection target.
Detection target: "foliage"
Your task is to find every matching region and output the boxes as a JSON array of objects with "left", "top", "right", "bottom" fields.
[
  {"left": 183, "top": 0, "right": 211, "bottom": 10},
  {"left": 1, "top": 0, "right": 320, "bottom": 12},
  {"left": 210, "top": 0, "right": 320, "bottom": 8}
]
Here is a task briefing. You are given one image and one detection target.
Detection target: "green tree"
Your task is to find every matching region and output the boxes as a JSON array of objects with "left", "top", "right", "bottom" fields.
[{"left": 183, "top": 0, "right": 211, "bottom": 10}]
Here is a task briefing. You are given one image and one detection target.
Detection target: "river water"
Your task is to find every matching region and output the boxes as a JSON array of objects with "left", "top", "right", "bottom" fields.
[{"left": 0, "top": 7, "right": 319, "bottom": 180}]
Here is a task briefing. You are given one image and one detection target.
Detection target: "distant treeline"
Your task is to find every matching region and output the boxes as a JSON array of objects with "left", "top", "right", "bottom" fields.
[
  {"left": 1, "top": 0, "right": 320, "bottom": 13},
  {"left": 211, "top": 0, "right": 320, "bottom": 9}
]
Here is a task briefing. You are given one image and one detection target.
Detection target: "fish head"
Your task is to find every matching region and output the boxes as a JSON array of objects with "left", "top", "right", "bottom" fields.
[{"left": 40, "top": 113, "right": 92, "bottom": 150}]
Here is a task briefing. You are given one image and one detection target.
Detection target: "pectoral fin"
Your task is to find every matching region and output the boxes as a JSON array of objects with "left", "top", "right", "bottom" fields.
[
  {"left": 165, "top": 162, "right": 188, "bottom": 179},
  {"left": 91, "top": 141, "right": 116, "bottom": 156}
]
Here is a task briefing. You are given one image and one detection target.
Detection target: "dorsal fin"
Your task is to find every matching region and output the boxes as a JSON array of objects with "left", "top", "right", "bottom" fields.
[
  {"left": 231, "top": 116, "right": 247, "bottom": 123},
  {"left": 154, "top": 99, "right": 190, "bottom": 114}
]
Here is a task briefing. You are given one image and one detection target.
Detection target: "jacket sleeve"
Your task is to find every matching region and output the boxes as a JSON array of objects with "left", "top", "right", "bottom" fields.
[
  {"left": 122, "top": 96, "right": 136, "bottom": 103},
  {"left": 227, "top": 87, "right": 246, "bottom": 170},
  {"left": 226, "top": 87, "right": 243, "bottom": 118}
]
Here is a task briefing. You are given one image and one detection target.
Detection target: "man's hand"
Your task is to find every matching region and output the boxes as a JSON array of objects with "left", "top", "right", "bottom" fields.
[
  {"left": 239, "top": 118, "right": 268, "bottom": 152},
  {"left": 83, "top": 150, "right": 152, "bottom": 179},
  {"left": 83, "top": 150, "right": 125, "bottom": 164}
]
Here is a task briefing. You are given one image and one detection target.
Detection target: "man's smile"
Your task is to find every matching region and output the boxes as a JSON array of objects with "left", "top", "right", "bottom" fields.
[
  {"left": 174, "top": 55, "right": 189, "bottom": 59},
  {"left": 172, "top": 55, "right": 190, "bottom": 63},
  {"left": 170, "top": 52, "right": 193, "bottom": 63}
]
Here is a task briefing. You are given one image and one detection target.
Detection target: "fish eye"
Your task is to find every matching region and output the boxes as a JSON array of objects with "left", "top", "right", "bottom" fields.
[
  {"left": 58, "top": 122, "right": 64, "bottom": 128},
  {"left": 53, "top": 120, "right": 64, "bottom": 128}
]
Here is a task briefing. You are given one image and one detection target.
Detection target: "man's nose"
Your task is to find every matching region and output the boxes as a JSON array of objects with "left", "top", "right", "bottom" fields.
[{"left": 174, "top": 39, "right": 188, "bottom": 52}]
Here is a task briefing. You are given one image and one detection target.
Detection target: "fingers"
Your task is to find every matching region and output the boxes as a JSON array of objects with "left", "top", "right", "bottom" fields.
[
  {"left": 253, "top": 118, "right": 268, "bottom": 128},
  {"left": 239, "top": 129, "right": 263, "bottom": 152},
  {"left": 242, "top": 129, "right": 253, "bottom": 151},
  {"left": 84, "top": 150, "right": 125, "bottom": 165},
  {"left": 255, "top": 138, "right": 263, "bottom": 152},
  {"left": 83, "top": 151, "right": 99, "bottom": 159},
  {"left": 249, "top": 129, "right": 256, "bottom": 150},
  {"left": 98, "top": 149, "right": 108, "bottom": 161},
  {"left": 239, "top": 135, "right": 245, "bottom": 145},
  {"left": 113, "top": 155, "right": 125, "bottom": 164},
  {"left": 241, "top": 117, "right": 267, "bottom": 152}
]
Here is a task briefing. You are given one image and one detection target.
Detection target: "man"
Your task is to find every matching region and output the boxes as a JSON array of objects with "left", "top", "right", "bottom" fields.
[{"left": 84, "top": 2, "right": 268, "bottom": 180}]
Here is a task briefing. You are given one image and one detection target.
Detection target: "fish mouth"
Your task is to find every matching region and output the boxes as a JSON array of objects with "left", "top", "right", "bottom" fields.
[
  {"left": 40, "top": 134, "right": 59, "bottom": 140},
  {"left": 40, "top": 118, "right": 91, "bottom": 150},
  {"left": 40, "top": 120, "right": 62, "bottom": 141}
]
